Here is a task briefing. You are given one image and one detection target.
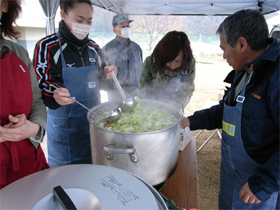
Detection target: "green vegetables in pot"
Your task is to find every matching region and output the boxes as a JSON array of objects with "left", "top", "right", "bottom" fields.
[{"left": 97, "top": 106, "right": 177, "bottom": 133}]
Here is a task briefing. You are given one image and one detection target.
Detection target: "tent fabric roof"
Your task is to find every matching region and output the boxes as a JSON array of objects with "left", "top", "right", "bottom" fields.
[{"left": 90, "top": 0, "right": 280, "bottom": 16}]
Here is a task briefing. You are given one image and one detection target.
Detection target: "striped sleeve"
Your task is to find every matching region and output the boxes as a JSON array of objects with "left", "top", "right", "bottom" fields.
[{"left": 32, "top": 33, "right": 63, "bottom": 109}]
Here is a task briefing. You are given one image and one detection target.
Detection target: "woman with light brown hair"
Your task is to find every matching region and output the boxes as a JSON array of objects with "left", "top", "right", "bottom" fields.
[{"left": 139, "top": 31, "right": 196, "bottom": 110}]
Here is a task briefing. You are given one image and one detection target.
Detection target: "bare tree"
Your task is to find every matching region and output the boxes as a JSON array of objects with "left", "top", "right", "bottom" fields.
[{"left": 131, "top": 15, "right": 184, "bottom": 53}]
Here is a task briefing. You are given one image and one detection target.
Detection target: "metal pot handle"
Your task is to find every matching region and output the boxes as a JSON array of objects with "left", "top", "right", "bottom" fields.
[
  {"left": 53, "top": 185, "right": 77, "bottom": 210},
  {"left": 102, "top": 144, "right": 139, "bottom": 163}
]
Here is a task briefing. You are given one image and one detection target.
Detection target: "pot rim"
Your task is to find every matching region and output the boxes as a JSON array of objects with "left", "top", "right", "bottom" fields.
[{"left": 87, "top": 99, "right": 183, "bottom": 135}]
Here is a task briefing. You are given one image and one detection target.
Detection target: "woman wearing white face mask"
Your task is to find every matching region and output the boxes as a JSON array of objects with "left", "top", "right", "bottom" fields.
[
  {"left": 33, "top": 0, "right": 117, "bottom": 167},
  {"left": 102, "top": 14, "right": 143, "bottom": 101}
]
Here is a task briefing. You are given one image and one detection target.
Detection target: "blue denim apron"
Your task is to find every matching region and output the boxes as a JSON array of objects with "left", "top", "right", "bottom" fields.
[
  {"left": 219, "top": 73, "right": 278, "bottom": 209},
  {"left": 47, "top": 33, "right": 100, "bottom": 167}
]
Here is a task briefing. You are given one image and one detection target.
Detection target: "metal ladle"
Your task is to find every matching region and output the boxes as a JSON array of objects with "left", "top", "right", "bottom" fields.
[
  {"left": 72, "top": 98, "right": 122, "bottom": 124},
  {"left": 110, "top": 71, "right": 139, "bottom": 112},
  {"left": 55, "top": 87, "right": 122, "bottom": 123}
]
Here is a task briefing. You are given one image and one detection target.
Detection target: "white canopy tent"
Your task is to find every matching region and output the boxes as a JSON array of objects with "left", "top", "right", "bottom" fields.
[
  {"left": 39, "top": 0, "right": 280, "bottom": 35},
  {"left": 90, "top": 0, "right": 279, "bottom": 15}
]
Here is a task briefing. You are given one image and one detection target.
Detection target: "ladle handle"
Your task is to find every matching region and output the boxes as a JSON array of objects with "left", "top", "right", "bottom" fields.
[
  {"left": 71, "top": 98, "right": 103, "bottom": 119},
  {"left": 54, "top": 87, "right": 103, "bottom": 119},
  {"left": 110, "top": 71, "right": 127, "bottom": 100}
]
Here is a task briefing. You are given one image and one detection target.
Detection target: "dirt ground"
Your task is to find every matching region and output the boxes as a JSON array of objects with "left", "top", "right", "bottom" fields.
[
  {"left": 184, "top": 59, "right": 231, "bottom": 210},
  {"left": 194, "top": 130, "right": 222, "bottom": 210}
]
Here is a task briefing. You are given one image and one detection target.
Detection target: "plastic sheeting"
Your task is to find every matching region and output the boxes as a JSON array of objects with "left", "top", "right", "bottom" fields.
[{"left": 39, "top": 0, "right": 59, "bottom": 35}]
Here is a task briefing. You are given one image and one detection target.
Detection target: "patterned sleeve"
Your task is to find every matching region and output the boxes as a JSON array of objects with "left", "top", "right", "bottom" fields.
[{"left": 33, "top": 34, "right": 63, "bottom": 109}]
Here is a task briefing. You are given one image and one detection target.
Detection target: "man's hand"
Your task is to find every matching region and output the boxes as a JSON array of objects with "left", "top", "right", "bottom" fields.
[
  {"left": 239, "top": 182, "right": 261, "bottom": 204},
  {"left": 53, "top": 87, "right": 75, "bottom": 106},
  {"left": 104, "top": 65, "right": 117, "bottom": 80},
  {"left": 181, "top": 117, "right": 190, "bottom": 128}
]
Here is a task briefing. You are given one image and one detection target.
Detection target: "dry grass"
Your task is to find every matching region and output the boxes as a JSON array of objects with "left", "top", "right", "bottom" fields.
[
  {"left": 184, "top": 59, "right": 231, "bottom": 210},
  {"left": 195, "top": 130, "right": 221, "bottom": 210}
]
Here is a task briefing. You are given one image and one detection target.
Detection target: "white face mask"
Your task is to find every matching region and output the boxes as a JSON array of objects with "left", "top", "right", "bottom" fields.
[
  {"left": 67, "top": 16, "right": 91, "bottom": 40},
  {"left": 120, "top": 27, "right": 132, "bottom": 39}
]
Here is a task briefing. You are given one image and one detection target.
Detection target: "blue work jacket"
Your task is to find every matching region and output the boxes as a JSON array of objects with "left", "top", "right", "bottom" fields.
[{"left": 189, "top": 38, "right": 279, "bottom": 201}]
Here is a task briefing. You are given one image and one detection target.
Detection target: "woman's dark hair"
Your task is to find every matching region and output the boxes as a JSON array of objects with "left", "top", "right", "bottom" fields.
[
  {"left": 60, "top": 0, "right": 92, "bottom": 14},
  {"left": 1, "top": 0, "right": 22, "bottom": 39},
  {"left": 152, "top": 31, "right": 193, "bottom": 73}
]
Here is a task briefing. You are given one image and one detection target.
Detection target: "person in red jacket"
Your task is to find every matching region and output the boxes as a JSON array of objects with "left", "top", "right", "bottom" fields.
[{"left": 0, "top": 0, "right": 49, "bottom": 189}]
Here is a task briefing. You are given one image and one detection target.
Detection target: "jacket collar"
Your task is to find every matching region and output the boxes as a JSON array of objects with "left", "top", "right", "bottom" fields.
[
  {"left": 244, "top": 38, "right": 280, "bottom": 67},
  {"left": 58, "top": 20, "right": 89, "bottom": 47}
]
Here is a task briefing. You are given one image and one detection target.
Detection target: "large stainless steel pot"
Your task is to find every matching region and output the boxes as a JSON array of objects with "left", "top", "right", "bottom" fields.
[{"left": 88, "top": 99, "right": 182, "bottom": 186}]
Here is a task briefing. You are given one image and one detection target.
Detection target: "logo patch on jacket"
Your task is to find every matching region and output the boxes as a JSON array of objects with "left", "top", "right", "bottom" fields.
[
  {"left": 251, "top": 93, "right": 261, "bottom": 100},
  {"left": 67, "top": 63, "right": 75, "bottom": 68},
  {"left": 88, "top": 81, "right": 96, "bottom": 88},
  {"left": 222, "top": 120, "right": 235, "bottom": 136}
]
